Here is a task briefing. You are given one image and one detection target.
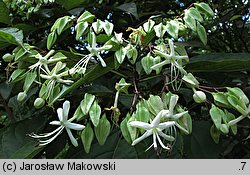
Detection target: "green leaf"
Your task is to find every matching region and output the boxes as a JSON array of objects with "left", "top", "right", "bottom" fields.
[
  {"left": 81, "top": 93, "right": 95, "bottom": 115},
  {"left": 94, "top": 114, "right": 111, "bottom": 145},
  {"left": 103, "top": 20, "right": 114, "bottom": 36},
  {"left": 209, "top": 105, "right": 222, "bottom": 129},
  {"left": 227, "top": 95, "right": 247, "bottom": 115},
  {"left": 210, "top": 125, "right": 220, "bottom": 144},
  {"left": 194, "top": 2, "right": 215, "bottom": 17},
  {"left": 56, "top": 0, "right": 91, "bottom": 10},
  {"left": 143, "top": 19, "right": 155, "bottom": 33},
  {"left": 141, "top": 53, "right": 154, "bottom": 74},
  {"left": 115, "top": 47, "right": 127, "bottom": 64},
  {"left": 182, "top": 73, "right": 199, "bottom": 88},
  {"left": 184, "top": 121, "right": 222, "bottom": 158},
  {"left": 126, "top": 45, "right": 138, "bottom": 64},
  {"left": 92, "top": 19, "right": 103, "bottom": 34},
  {"left": 227, "top": 87, "right": 249, "bottom": 105},
  {"left": 186, "top": 53, "right": 250, "bottom": 72},
  {"left": 120, "top": 113, "right": 132, "bottom": 144},
  {"left": 0, "top": 28, "right": 23, "bottom": 47},
  {"left": 116, "top": 2, "right": 138, "bottom": 19},
  {"left": 81, "top": 123, "right": 94, "bottom": 153},
  {"left": 184, "top": 11, "right": 196, "bottom": 31},
  {"left": 57, "top": 16, "right": 72, "bottom": 35},
  {"left": 177, "top": 107, "right": 192, "bottom": 134},
  {"left": 0, "top": 116, "right": 46, "bottom": 158},
  {"left": 9, "top": 69, "right": 26, "bottom": 82},
  {"left": 166, "top": 20, "right": 179, "bottom": 39},
  {"left": 0, "top": 1, "right": 11, "bottom": 25},
  {"left": 224, "top": 110, "right": 237, "bottom": 135},
  {"left": 127, "top": 114, "right": 138, "bottom": 141},
  {"left": 77, "top": 11, "right": 95, "bottom": 23},
  {"left": 147, "top": 95, "right": 163, "bottom": 115},
  {"left": 23, "top": 72, "right": 37, "bottom": 92},
  {"left": 153, "top": 23, "right": 167, "bottom": 38},
  {"left": 188, "top": 7, "right": 203, "bottom": 22},
  {"left": 135, "top": 103, "right": 150, "bottom": 123},
  {"left": 0, "top": 82, "right": 13, "bottom": 100},
  {"left": 115, "top": 78, "right": 131, "bottom": 94},
  {"left": 197, "top": 22, "right": 207, "bottom": 45},
  {"left": 47, "top": 31, "right": 57, "bottom": 50},
  {"left": 89, "top": 101, "right": 101, "bottom": 127},
  {"left": 212, "top": 92, "right": 231, "bottom": 108}
]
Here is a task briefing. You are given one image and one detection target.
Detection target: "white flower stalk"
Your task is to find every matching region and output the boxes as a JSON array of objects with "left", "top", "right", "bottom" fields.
[
  {"left": 151, "top": 39, "right": 189, "bottom": 90},
  {"left": 29, "top": 50, "right": 66, "bottom": 74},
  {"left": 29, "top": 101, "right": 85, "bottom": 147},
  {"left": 129, "top": 110, "right": 176, "bottom": 150}
]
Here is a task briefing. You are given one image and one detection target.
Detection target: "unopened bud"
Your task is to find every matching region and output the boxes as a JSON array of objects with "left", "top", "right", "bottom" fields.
[
  {"left": 2, "top": 53, "right": 14, "bottom": 62},
  {"left": 17, "top": 92, "right": 27, "bottom": 102},
  {"left": 193, "top": 91, "right": 206, "bottom": 103},
  {"left": 34, "top": 98, "right": 45, "bottom": 109}
]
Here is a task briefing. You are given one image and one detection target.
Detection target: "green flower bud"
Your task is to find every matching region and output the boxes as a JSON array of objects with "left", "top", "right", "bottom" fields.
[
  {"left": 34, "top": 98, "right": 45, "bottom": 109},
  {"left": 17, "top": 92, "right": 27, "bottom": 102},
  {"left": 2, "top": 53, "right": 14, "bottom": 62},
  {"left": 193, "top": 91, "right": 206, "bottom": 103}
]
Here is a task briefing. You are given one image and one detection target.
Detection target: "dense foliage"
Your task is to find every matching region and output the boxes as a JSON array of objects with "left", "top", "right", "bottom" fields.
[{"left": 0, "top": 0, "right": 249, "bottom": 159}]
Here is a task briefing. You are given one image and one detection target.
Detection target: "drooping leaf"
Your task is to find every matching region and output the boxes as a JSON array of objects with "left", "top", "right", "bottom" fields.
[
  {"left": 194, "top": 2, "right": 215, "bottom": 17},
  {"left": 81, "top": 93, "right": 95, "bottom": 115},
  {"left": 212, "top": 92, "right": 231, "bottom": 108},
  {"left": 116, "top": 2, "right": 138, "bottom": 19},
  {"left": 166, "top": 20, "right": 179, "bottom": 39},
  {"left": 188, "top": 7, "right": 203, "bottom": 22},
  {"left": 47, "top": 31, "right": 57, "bottom": 50},
  {"left": 81, "top": 123, "right": 94, "bottom": 153},
  {"left": 184, "top": 11, "right": 196, "bottom": 31},
  {"left": 197, "top": 22, "right": 207, "bottom": 45},
  {"left": 89, "top": 101, "right": 101, "bottom": 127},
  {"left": 115, "top": 47, "right": 127, "bottom": 64},
  {"left": 210, "top": 124, "right": 220, "bottom": 144},
  {"left": 77, "top": 11, "right": 95, "bottom": 23},
  {"left": 209, "top": 105, "right": 223, "bottom": 129},
  {"left": 94, "top": 114, "right": 111, "bottom": 145},
  {"left": 0, "top": 1, "right": 11, "bottom": 25},
  {"left": 0, "top": 28, "right": 23, "bottom": 47},
  {"left": 23, "top": 72, "right": 37, "bottom": 92},
  {"left": 120, "top": 113, "right": 132, "bottom": 144}
]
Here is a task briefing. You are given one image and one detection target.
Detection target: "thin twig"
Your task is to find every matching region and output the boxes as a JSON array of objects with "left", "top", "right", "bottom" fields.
[{"left": 0, "top": 94, "right": 16, "bottom": 123}]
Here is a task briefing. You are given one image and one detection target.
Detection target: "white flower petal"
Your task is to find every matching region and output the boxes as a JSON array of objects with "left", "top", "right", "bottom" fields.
[
  {"left": 49, "top": 121, "right": 61, "bottom": 125},
  {"left": 158, "top": 121, "right": 175, "bottom": 130},
  {"left": 57, "top": 108, "right": 63, "bottom": 121},
  {"left": 171, "top": 111, "right": 188, "bottom": 120},
  {"left": 63, "top": 100, "right": 70, "bottom": 121},
  {"left": 156, "top": 132, "right": 170, "bottom": 150},
  {"left": 158, "top": 130, "right": 175, "bottom": 142},
  {"left": 168, "top": 39, "right": 175, "bottom": 55},
  {"left": 132, "top": 130, "right": 153, "bottom": 146},
  {"left": 64, "top": 121, "right": 85, "bottom": 130},
  {"left": 169, "top": 95, "right": 179, "bottom": 115},
  {"left": 129, "top": 121, "right": 152, "bottom": 130},
  {"left": 175, "top": 122, "right": 189, "bottom": 134},
  {"left": 151, "top": 110, "right": 165, "bottom": 126},
  {"left": 65, "top": 128, "right": 78, "bottom": 147}
]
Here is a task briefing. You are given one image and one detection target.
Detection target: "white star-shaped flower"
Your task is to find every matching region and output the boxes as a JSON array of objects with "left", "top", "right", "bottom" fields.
[
  {"left": 129, "top": 110, "right": 176, "bottom": 150},
  {"left": 30, "top": 101, "right": 85, "bottom": 147}
]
